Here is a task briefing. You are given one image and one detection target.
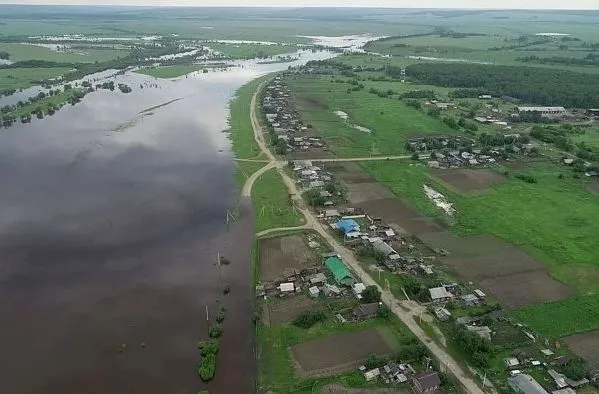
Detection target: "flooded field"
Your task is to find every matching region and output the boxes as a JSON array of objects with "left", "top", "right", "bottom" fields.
[{"left": 0, "top": 50, "right": 333, "bottom": 393}]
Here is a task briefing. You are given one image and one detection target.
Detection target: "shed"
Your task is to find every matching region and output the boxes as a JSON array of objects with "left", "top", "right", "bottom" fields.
[
  {"left": 323, "top": 283, "right": 342, "bottom": 296},
  {"left": 460, "top": 293, "right": 480, "bottom": 307},
  {"left": 412, "top": 371, "right": 441, "bottom": 393},
  {"left": 433, "top": 307, "right": 452, "bottom": 322},
  {"left": 352, "top": 282, "right": 367, "bottom": 298},
  {"left": 308, "top": 286, "right": 320, "bottom": 298},
  {"left": 505, "top": 357, "right": 521, "bottom": 368},
  {"left": 353, "top": 302, "right": 379, "bottom": 320},
  {"left": 335, "top": 219, "right": 360, "bottom": 234},
  {"left": 508, "top": 373, "right": 548, "bottom": 394},
  {"left": 429, "top": 286, "right": 454, "bottom": 302},
  {"left": 279, "top": 282, "right": 295, "bottom": 293},
  {"left": 364, "top": 368, "right": 380, "bottom": 381},
  {"left": 372, "top": 239, "right": 396, "bottom": 256},
  {"left": 324, "top": 256, "right": 356, "bottom": 286},
  {"left": 548, "top": 369, "right": 568, "bottom": 389},
  {"left": 473, "top": 289, "right": 486, "bottom": 298},
  {"left": 324, "top": 209, "right": 340, "bottom": 218},
  {"left": 309, "top": 272, "right": 327, "bottom": 285},
  {"left": 467, "top": 325, "right": 492, "bottom": 341}
]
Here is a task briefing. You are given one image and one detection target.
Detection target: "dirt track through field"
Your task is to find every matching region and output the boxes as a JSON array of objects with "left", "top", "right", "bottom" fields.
[{"left": 245, "top": 81, "right": 485, "bottom": 394}]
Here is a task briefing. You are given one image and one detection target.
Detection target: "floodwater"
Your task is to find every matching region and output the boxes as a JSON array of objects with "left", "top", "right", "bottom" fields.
[{"left": 0, "top": 49, "right": 333, "bottom": 394}]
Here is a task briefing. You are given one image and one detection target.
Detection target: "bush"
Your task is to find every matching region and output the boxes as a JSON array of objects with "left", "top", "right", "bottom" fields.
[
  {"left": 209, "top": 323, "right": 223, "bottom": 338},
  {"left": 222, "top": 283, "right": 231, "bottom": 295},
  {"left": 216, "top": 310, "right": 226, "bottom": 323},
  {"left": 198, "top": 353, "right": 216, "bottom": 381},
  {"left": 365, "top": 354, "right": 388, "bottom": 369},
  {"left": 198, "top": 339, "right": 219, "bottom": 356},
  {"left": 515, "top": 174, "right": 537, "bottom": 183},
  {"left": 377, "top": 305, "right": 391, "bottom": 320},
  {"left": 561, "top": 358, "right": 586, "bottom": 381},
  {"left": 292, "top": 310, "right": 326, "bottom": 329}
]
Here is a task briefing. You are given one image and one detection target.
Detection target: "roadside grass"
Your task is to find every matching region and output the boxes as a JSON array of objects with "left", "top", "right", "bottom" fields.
[
  {"left": 512, "top": 294, "right": 599, "bottom": 338},
  {"left": 251, "top": 168, "right": 304, "bottom": 232},
  {"left": 233, "top": 161, "right": 267, "bottom": 187},
  {"left": 205, "top": 42, "right": 299, "bottom": 59},
  {"left": 285, "top": 75, "right": 458, "bottom": 157},
  {"left": 0, "top": 67, "right": 70, "bottom": 91},
  {"left": 362, "top": 161, "right": 599, "bottom": 293},
  {"left": 0, "top": 43, "right": 127, "bottom": 63},
  {"left": 228, "top": 75, "right": 271, "bottom": 160},
  {"left": 135, "top": 65, "right": 204, "bottom": 79}
]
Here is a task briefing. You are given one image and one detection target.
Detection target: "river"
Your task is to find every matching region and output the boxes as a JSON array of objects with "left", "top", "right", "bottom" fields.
[{"left": 0, "top": 49, "right": 333, "bottom": 394}]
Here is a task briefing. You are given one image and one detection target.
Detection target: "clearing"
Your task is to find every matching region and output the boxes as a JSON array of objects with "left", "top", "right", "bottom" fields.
[
  {"left": 565, "top": 331, "right": 599, "bottom": 366},
  {"left": 420, "top": 232, "right": 574, "bottom": 308},
  {"left": 259, "top": 234, "right": 317, "bottom": 281},
  {"left": 432, "top": 169, "right": 506, "bottom": 192},
  {"left": 290, "top": 327, "right": 398, "bottom": 377}
]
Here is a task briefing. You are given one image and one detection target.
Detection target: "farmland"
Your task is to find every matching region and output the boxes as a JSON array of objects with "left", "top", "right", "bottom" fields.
[
  {"left": 285, "top": 75, "right": 457, "bottom": 158},
  {"left": 0, "top": 43, "right": 127, "bottom": 63},
  {"left": 0, "top": 67, "right": 69, "bottom": 91},
  {"left": 206, "top": 42, "right": 299, "bottom": 59},
  {"left": 512, "top": 294, "right": 599, "bottom": 338}
]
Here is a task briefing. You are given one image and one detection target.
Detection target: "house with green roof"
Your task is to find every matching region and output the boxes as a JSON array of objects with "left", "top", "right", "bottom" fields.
[{"left": 324, "top": 256, "right": 356, "bottom": 286}]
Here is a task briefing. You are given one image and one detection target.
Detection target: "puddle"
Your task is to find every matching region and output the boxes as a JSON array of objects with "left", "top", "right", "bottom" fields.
[
  {"left": 423, "top": 184, "right": 455, "bottom": 216},
  {"left": 334, "top": 110, "right": 372, "bottom": 133}
]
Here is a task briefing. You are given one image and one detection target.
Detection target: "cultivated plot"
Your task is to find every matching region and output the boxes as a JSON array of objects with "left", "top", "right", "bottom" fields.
[
  {"left": 419, "top": 232, "right": 574, "bottom": 308},
  {"left": 290, "top": 327, "right": 397, "bottom": 377},
  {"left": 432, "top": 169, "right": 506, "bottom": 192},
  {"left": 565, "top": 331, "right": 599, "bottom": 366},
  {"left": 260, "top": 235, "right": 318, "bottom": 281},
  {"left": 265, "top": 295, "right": 316, "bottom": 325}
]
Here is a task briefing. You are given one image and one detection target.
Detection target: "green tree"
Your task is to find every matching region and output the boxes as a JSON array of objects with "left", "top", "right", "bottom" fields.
[{"left": 362, "top": 285, "right": 382, "bottom": 303}]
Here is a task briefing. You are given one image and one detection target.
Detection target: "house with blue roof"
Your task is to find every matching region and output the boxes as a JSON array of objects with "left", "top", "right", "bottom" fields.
[{"left": 335, "top": 219, "right": 360, "bottom": 234}]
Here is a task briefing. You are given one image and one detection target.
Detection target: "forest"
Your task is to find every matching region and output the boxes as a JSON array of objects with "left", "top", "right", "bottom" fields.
[{"left": 400, "top": 63, "right": 599, "bottom": 108}]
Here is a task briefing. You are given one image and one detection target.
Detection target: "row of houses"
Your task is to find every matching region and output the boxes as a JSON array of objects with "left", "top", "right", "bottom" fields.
[{"left": 262, "top": 78, "right": 327, "bottom": 153}]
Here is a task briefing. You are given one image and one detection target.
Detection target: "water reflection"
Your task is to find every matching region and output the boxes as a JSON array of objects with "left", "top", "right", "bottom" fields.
[{"left": 0, "top": 49, "right": 334, "bottom": 394}]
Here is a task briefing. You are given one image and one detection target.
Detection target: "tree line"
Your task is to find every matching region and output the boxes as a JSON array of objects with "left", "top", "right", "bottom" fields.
[{"left": 401, "top": 63, "right": 599, "bottom": 108}]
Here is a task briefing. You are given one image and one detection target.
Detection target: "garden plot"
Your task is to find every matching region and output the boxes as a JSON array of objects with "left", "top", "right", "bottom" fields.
[
  {"left": 290, "top": 327, "right": 397, "bottom": 377},
  {"left": 419, "top": 232, "right": 574, "bottom": 308},
  {"left": 565, "top": 331, "right": 599, "bottom": 366},
  {"left": 265, "top": 295, "right": 317, "bottom": 325},
  {"left": 260, "top": 235, "right": 318, "bottom": 281},
  {"left": 432, "top": 169, "right": 506, "bottom": 192}
]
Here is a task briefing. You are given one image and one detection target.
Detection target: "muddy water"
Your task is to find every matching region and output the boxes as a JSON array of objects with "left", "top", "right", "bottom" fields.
[{"left": 0, "top": 50, "right": 333, "bottom": 394}]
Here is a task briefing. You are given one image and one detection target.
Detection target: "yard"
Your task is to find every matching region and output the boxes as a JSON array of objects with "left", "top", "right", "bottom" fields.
[{"left": 259, "top": 234, "right": 318, "bottom": 281}]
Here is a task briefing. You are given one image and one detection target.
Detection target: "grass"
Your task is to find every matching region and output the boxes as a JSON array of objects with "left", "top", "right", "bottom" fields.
[
  {"left": 0, "top": 67, "right": 70, "bottom": 91},
  {"left": 251, "top": 168, "right": 304, "bottom": 232},
  {"left": 0, "top": 43, "right": 127, "bottom": 63},
  {"left": 285, "top": 75, "right": 458, "bottom": 158},
  {"left": 135, "top": 65, "right": 204, "bottom": 79},
  {"left": 228, "top": 75, "right": 271, "bottom": 160},
  {"left": 206, "top": 42, "right": 299, "bottom": 59},
  {"left": 512, "top": 294, "right": 599, "bottom": 338},
  {"left": 363, "top": 161, "right": 599, "bottom": 293}
]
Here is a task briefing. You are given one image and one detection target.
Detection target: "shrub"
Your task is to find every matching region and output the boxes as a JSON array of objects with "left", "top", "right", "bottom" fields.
[
  {"left": 292, "top": 310, "right": 326, "bottom": 329},
  {"left": 198, "top": 339, "right": 219, "bottom": 356},
  {"left": 514, "top": 174, "right": 537, "bottom": 183},
  {"left": 209, "top": 323, "right": 223, "bottom": 338},
  {"left": 222, "top": 283, "right": 231, "bottom": 295},
  {"left": 216, "top": 310, "right": 226, "bottom": 323},
  {"left": 198, "top": 353, "right": 216, "bottom": 381},
  {"left": 365, "top": 354, "right": 388, "bottom": 369}
]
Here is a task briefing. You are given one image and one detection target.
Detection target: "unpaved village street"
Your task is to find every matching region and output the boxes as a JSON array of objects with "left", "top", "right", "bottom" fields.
[{"left": 245, "top": 82, "right": 485, "bottom": 394}]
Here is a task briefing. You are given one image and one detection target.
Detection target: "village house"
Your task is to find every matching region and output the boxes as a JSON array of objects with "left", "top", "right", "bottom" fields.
[
  {"left": 324, "top": 256, "right": 356, "bottom": 286},
  {"left": 412, "top": 371, "right": 441, "bottom": 393},
  {"left": 353, "top": 302, "right": 379, "bottom": 320},
  {"left": 460, "top": 293, "right": 480, "bottom": 307}
]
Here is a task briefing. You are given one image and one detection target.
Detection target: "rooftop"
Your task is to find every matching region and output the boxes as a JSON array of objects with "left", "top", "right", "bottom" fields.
[
  {"left": 508, "top": 373, "right": 549, "bottom": 394},
  {"left": 429, "top": 286, "right": 454, "bottom": 300}
]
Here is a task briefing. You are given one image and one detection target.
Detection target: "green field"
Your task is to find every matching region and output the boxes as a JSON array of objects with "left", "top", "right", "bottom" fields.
[
  {"left": 135, "top": 65, "right": 204, "bottom": 79},
  {"left": 512, "top": 294, "right": 599, "bottom": 338},
  {"left": 0, "top": 43, "right": 127, "bottom": 63},
  {"left": 0, "top": 67, "right": 69, "bottom": 91},
  {"left": 206, "top": 42, "right": 299, "bottom": 59},
  {"left": 5, "top": 88, "right": 84, "bottom": 119},
  {"left": 252, "top": 168, "right": 304, "bottom": 232},
  {"left": 285, "top": 75, "right": 457, "bottom": 157}
]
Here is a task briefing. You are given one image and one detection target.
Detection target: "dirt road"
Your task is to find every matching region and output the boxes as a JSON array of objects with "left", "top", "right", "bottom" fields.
[{"left": 246, "top": 83, "right": 484, "bottom": 394}]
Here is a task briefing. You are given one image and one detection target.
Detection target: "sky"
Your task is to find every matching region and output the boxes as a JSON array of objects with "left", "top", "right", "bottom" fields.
[{"left": 0, "top": 0, "right": 597, "bottom": 10}]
